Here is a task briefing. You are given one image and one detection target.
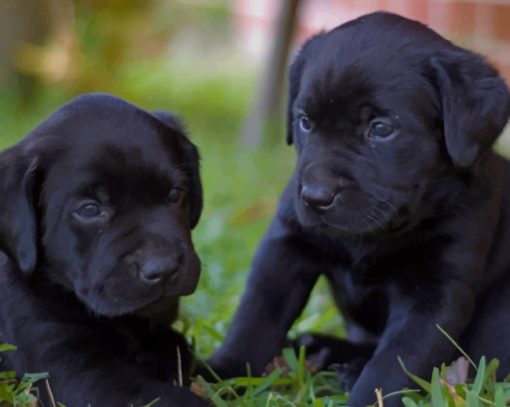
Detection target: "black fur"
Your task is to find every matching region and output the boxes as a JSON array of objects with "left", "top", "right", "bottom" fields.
[
  {"left": 0, "top": 94, "right": 208, "bottom": 406},
  {"left": 210, "top": 12, "right": 510, "bottom": 406}
]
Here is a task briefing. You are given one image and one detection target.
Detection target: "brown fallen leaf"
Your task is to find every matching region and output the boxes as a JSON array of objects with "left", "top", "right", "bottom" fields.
[
  {"left": 190, "top": 381, "right": 209, "bottom": 399},
  {"left": 263, "top": 355, "right": 320, "bottom": 377}
]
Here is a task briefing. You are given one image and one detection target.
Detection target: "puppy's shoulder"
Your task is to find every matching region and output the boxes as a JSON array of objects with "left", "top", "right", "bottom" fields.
[
  {"left": 0, "top": 252, "right": 19, "bottom": 286},
  {"left": 0, "top": 252, "right": 10, "bottom": 284}
]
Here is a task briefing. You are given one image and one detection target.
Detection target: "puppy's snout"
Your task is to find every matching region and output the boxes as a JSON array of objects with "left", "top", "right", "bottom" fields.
[
  {"left": 127, "top": 254, "right": 181, "bottom": 284},
  {"left": 300, "top": 184, "right": 336, "bottom": 210},
  {"left": 140, "top": 258, "right": 179, "bottom": 283}
]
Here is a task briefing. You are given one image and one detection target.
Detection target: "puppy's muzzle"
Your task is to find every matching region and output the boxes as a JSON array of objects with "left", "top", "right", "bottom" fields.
[
  {"left": 299, "top": 161, "right": 354, "bottom": 212},
  {"left": 125, "top": 252, "right": 182, "bottom": 285},
  {"left": 300, "top": 177, "right": 354, "bottom": 212}
]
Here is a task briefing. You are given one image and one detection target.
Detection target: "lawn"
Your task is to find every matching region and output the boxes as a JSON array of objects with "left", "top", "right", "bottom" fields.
[{"left": 1, "top": 58, "right": 509, "bottom": 406}]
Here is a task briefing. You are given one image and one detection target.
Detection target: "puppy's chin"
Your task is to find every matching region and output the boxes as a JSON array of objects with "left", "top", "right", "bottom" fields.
[
  {"left": 76, "top": 289, "right": 167, "bottom": 318},
  {"left": 74, "top": 257, "right": 201, "bottom": 318},
  {"left": 135, "top": 296, "right": 179, "bottom": 322}
]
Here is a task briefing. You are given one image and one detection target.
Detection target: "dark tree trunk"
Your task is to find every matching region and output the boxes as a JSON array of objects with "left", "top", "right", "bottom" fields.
[{"left": 242, "top": 0, "right": 302, "bottom": 147}]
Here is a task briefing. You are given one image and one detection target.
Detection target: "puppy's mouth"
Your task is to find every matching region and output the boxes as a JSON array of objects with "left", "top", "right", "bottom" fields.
[
  {"left": 77, "top": 286, "right": 169, "bottom": 318},
  {"left": 76, "top": 256, "right": 201, "bottom": 318},
  {"left": 297, "top": 195, "right": 409, "bottom": 237}
]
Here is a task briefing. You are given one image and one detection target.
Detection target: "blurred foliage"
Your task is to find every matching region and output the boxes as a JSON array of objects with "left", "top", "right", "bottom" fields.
[{"left": 0, "top": 0, "right": 232, "bottom": 101}]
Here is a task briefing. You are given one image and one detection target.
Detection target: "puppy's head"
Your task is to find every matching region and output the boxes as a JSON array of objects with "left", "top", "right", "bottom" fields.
[
  {"left": 0, "top": 93, "right": 203, "bottom": 317},
  {"left": 287, "top": 12, "right": 510, "bottom": 236}
]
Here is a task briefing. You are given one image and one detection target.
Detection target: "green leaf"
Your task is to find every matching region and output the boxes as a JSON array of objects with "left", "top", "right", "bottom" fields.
[
  {"left": 398, "top": 356, "right": 432, "bottom": 393},
  {"left": 431, "top": 367, "right": 446, "bottom": 407},
  {"left": 282, "top": 348, "right": 299, "bottom": 373},
  {"left": 402, "top": 397, "right": 418, "bottom": 407},
  {"left": 0, "top": 370, "right": 16, "bottom": 380},
  {"left": 483, "top": 359, "right": 499, "bottom": 384},
  {"left": 0, "top": 344, "right": 17, "bottom": 353},
  {"left": 312, "top": 398, "right": 326, "bottom": 407},
  {"left": 252, "top": 368, "right": 282, "bottom": 396},
  {"left": 196, "top": 376, "right": 229, "bottom": 407},
  {"left": 21, "top": 371, "right": 49, "bottom": 384},
  {"left": 465, "top": 391, "right": 478, "bottom": 407},
  {"left": 0, "top": 383, "right": 14, "bottom": 403},
  {"left": 471, "top": 357, "right": 486, "bottom": 396},
  {"left": 200, "top": 324, "right": 224, "bottom": 342},
  {"left": 298, "top": 345, "right": 307, "bottom": 385},
  {"left": 494, "top": 386, "right": 505, "bottom": 407}
]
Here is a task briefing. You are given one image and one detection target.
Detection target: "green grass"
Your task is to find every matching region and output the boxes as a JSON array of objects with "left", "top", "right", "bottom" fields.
[{"left": 1, "top": 59, "right": 509, "bottom": 406}]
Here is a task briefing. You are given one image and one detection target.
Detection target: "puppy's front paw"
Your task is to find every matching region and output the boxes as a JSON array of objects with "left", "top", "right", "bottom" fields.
[
  {"left": 294, "top": 333, "right": 375, "bottom": 371},
  {"left": 295, "top": 334, "right": 335, "bottom": 369},
  {"left": 330, "top": 357, "right": 368, "bottom": 391}
]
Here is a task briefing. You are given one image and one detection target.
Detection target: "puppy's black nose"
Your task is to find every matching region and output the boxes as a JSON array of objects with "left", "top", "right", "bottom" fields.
[
  {"left": 139, "top": 258, "right": 179, "bottom": 284},
  {"left": 300, "top": 185, "right": 335, "bottom": 210}
]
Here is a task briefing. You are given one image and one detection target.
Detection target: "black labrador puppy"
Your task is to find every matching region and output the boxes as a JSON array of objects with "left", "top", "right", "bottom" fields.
[
  {"left": 210, "top": 12, "right": 510, "bottom": 406},
  {"left": 0, "top": 94, "right": 209, "bottom": 406}
]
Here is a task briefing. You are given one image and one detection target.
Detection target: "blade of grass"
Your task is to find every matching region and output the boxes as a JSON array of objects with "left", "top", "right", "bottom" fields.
[
  {"left": 398, "top": 356, "right": 432, "bottom": 393},
  {"left": 431, "top": 367, "right": 446, "bottom": 407},
  {"left": 198, "top": 362, "right": 241, "bottom": 399},
  {"left": 0, "top": 344, "right": 16, "bottom": 352},
  {"left": 471, "top": 357, "right": 486, "bottom": 396},
  {"left": 196, "top": 376, "right": 229, "bottom": 407},
  {"left": 298, "top": 346, "right": 306, "bottom": 385},
  {"left": 141, "top": 398, "right": 161, "bottom": 407},
  {"left": 494, "top": 387, "right": 504, "bottom": 407},
  {"left": 282, "top": 348, "right": 299, "bottom": 373},
  {"left": 252, "top": 367, "right": 282, "bottom": 397},
  {"left": 402, "top": 397, "right": 418, "bottom": 407},
  {"left": 436, "top": 324, "right": 477, "bottom": 370}
]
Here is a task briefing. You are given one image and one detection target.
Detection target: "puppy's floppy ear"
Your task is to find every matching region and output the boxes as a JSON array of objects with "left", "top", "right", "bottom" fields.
[
  {"left": 151, "top": 111, "right": 203, "bottom": 229},
  {"left": 286, "top": 34, "right": 324, "bottom": 145},
  {"left": 431, "top": 49, "right": 510, "bottom": 168},
  {"left": 179, "top": 140, "right": 203, "bottom": 229},
  {"left": 0, "top": 145, "right": 39, "bottom": 274}
]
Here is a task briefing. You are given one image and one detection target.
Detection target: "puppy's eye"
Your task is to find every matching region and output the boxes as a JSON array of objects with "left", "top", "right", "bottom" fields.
[
  {"left": 299, "top": 116, "right": 313, "bottom": 133},
  {"left": 168, "top": 187, "right": 186, "bottom": 204},
  {"left": 75, "top": 203, "right": 102, "bottom": 219},
  {"left": 368, "top": 121, "right": 395, "bottom": 140}
]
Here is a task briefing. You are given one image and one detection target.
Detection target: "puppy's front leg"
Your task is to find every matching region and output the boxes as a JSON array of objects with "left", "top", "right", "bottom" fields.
[
  {"left": 209, "top": 216, "right": 323, "bottom": 377},
  {"left": 7, "top": 324, "right": 209, "bottom": 407},
  {"left": 348, "top": 281, "right": 475, "bottom": 407}
]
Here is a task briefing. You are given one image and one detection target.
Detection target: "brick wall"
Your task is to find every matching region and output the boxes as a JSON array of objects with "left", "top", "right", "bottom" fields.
[{"left": 233, "top": 0, "right": 510, "bottom": 85}]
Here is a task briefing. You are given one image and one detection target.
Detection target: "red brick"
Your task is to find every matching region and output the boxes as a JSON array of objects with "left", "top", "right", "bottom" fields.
[
  {"left": 379, "top": 0, "right": 407, "bottom": 15},
  {"left": 491, "top": 4, "right": 510, "bottom": 43},
  {"left": 329, "top": 0, "right": 358, "bottom": 9},
  {"left": 428, "top": 1, "right": 477, "bottom": 37},
  {"left": 355, "top": 0, "right": 382, "bottom": 10},
  {"left": 493, "top": 62, "right": 510, "bottom": 87},
  {"left": 404, "top": 0, "right": 428, "bottom": 22}
]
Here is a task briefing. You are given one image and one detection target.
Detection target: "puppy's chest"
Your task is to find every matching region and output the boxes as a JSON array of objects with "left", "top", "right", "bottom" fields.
[
  {"left": 116, "top": 324, "right": 190, "bottom": 382},
  {"left": 326, "top": 259, "right": 389, "bottom": 334},
  {"left": 323, "top": 242, "right": 430, "bottom": 332}
]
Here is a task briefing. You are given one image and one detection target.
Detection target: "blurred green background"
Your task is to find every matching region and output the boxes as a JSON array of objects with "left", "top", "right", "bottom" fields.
[{"left": 0, "top": 0, "right": 342, "bottom": 359}]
